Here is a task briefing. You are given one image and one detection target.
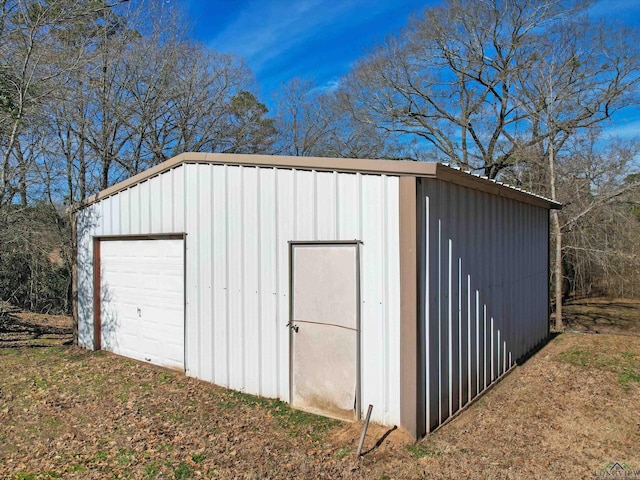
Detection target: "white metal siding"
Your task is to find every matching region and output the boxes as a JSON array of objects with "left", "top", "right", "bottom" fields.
[
  {"left": 418, "top": 178, "right": 548, "bottom": 433},
  {"left": 77, "top": 203, "right": 98, "bottom": 349},
  {"left": 77, "top": 163, "right": 402, "bottom": 425}
]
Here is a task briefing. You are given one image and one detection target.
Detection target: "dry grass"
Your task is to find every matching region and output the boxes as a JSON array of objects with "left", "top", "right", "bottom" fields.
[{"left": 0, "top": 302, "right": 639, "bottom": 479}]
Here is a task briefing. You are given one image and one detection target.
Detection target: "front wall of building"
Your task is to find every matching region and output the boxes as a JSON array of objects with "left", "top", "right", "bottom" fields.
[{"left": 77, "top": 163, "right": 402, "bottom": 425}]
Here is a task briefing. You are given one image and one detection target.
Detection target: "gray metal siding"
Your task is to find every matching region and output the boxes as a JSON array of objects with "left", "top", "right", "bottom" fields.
[
  {"left": 419, "top": 178, "right": 549, "bottom": 433},
  {"left": 77, "top": 163, "right": 402, "bottom": 425}
]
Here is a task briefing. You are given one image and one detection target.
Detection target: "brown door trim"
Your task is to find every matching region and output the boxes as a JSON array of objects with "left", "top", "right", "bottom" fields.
[
  {"left": 95, "top": 233, "right": 186, "bottom": 241},
  {"left": 92, "top": 237, "right": 101, "bottom": 351}
]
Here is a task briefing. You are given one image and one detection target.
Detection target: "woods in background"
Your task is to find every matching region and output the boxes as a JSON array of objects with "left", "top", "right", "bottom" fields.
[{"left": 1, "top": 0, "right": 639, "bottom": 326}]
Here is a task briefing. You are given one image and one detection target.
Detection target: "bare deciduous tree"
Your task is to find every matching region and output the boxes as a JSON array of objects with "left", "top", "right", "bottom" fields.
[
  {"left": 513, "top": 16, "right": 640, "bottom": 329},
  {"left": 337, "top": 0, "right": 640, "bottom": 328},
  {"left": 342, "top": 0, "right": 586, "bottom": 177},
  {"left": 558, "top": 137, "right": 640, "bottom": 298},
  {"left": 0, "top": 0, "right": 120, "bottom": 204},
  {"left": 274, "top": 77, "right": 401, "bottom": 159},
  {"left": 0, "top": 0, "right": 276, "bottom": 316}
]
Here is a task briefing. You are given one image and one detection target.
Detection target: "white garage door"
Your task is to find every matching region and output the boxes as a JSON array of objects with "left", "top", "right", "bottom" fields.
[{"left": 100, "top": 238, "right": 184, "bottom": 370}]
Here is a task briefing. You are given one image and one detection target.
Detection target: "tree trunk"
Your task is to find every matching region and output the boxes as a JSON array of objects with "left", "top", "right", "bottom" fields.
[
  {"left": 18, "top": 149, "right": 27, "bottom": 206},
  {"left": 548, "top": 136, "right": 563, "bottom": 331},
  {"left": 1, "top": 114, "right": 21, "bottom": 205},
  {"left": 66, "top": 146, "right": 74, "bottom": 204},
  {"left": 70, "top": 211, "right": 78, "bottom": 345},
  {"left": 79, "top": 138, "right": 86, "bottom": 200},
  {"left": 552, "top": 209, "right": 563, "bottom": 330},
  {"left": 101, "top": 157, "right": 109, "bottom": 191}
]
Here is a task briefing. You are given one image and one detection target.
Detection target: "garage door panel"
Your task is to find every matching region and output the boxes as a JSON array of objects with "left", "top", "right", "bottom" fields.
[{"left": 100, "top": 239, "right": 185, "bottom": 370}]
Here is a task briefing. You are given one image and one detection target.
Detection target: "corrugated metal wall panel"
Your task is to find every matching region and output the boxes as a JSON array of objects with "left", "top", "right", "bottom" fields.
[
  {"left": 119, "top": 188, "right": 130, "bottom": 234},
  {"left": 77, "top": 203, "right": 97, "bottom": 349},
  {"left": 360, "top": 175, "right": 387, "bottom": 422},
  {"left": 258, "top": 168, "right": 279, "bottom": 399},
  {"left": 384, "top": 181, "right": 401, "bottom": 426},
  {"left": 77, "top": 163, "right": 402, "bottom": 425},
  {"left": 110, "top": 193, "right": 121, "bottom": 236},
  {"left": 198, "top": 164, "right": 214, "bottom": 383},
  {"left": 211, "top": 166, "right": 229, "bottom": 387},
  {"left": 99, "top": 197, "right": 110, "bottom": 236},
  {"left": 243, "top": 167, "right": 261, "bottom": 395},
  {"left": 337, "top": 173, "right": 360, "bottom": 239},
  {"left": 275, "top": 168, "right": 295, "bottom": 400},
  {"left": 160, "top": 171, "right": 173, "bottom": 232},
  {"left": 295, "top": 169, "right": 315, "bottom": 239},
  {"left": 173, "top": 166, "right": 185, "bottom": 232},
  {"left": 130, "top": 181, "right": 141, "bottom": 233},
  {"left": 419, "top": 178, "right": 548, "bottom": 432},
  {"left": 140, "top": 180, "right": 150, "bottom": 233},
  {"left": 149, "top": 175, "right": 161, "bottom": 232},
  {"left": 184, "top": 165, "right": 200, "bottom": 380}
]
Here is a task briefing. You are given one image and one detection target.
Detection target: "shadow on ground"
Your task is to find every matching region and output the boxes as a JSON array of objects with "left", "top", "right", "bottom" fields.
[
  {"left": 563, "top": 298, "right": 640, "bottom": 336},
  {"left": 0, "top": 304, "right": 72, "bottom": 348}
]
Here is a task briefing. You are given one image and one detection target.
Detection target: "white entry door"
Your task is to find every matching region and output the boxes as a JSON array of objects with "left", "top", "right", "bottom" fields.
[
  {"left": 100, "top": 238, "right": 185, "bottom": 370},
  {"left": 290, "top": 242, "right": 360, "bottom": 421}
]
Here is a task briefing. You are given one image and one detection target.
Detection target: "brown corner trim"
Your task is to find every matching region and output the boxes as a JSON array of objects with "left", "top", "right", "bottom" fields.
[{"left": 399, "top": 176, "right": 418, "bottom": 439}]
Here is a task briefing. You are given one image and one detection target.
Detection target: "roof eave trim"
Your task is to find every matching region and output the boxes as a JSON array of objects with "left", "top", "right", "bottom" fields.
[
  {"left": 77, "top": 152, "right": 439, "bottom": 208},
  {"left": 434, "top": 164, "right": 562, "bottom": 210},
  {"left": 74, "top": 152, "right": 561, "bottom": 211}
]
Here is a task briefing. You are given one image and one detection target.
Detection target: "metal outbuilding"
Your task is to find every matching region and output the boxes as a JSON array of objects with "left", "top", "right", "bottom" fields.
[{"left": 75, "top": 152, "right": 560, "bottom": 438}]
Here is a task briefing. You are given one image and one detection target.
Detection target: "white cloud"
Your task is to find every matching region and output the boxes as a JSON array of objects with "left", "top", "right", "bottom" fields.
[
  {"left": 603, "top": 118, "right": 640, "bottom": 139},
  {"left": 208, "top": 0, "right": 396, "bottom": 74},
  {"left": 305, "top": 77, "right": 342, "bottom": 97},
  {"left": 589, "top": 0, "right": 640, "bottom": 18}
]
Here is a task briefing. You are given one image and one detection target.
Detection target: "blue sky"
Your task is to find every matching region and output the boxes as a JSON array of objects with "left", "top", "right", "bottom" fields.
[
  {"left": 184, "top": 0, "right": 431, "bottom": 96},
  {"left": 182, "top": 0, "right": 640, "bottom": 139}
]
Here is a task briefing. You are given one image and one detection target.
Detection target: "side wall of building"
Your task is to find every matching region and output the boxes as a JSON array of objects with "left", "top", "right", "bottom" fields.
[
  {"left": 418, "top": 177, "right": 549, "bottom": 433},
  {"left": 77, "top": 163, "right": 402, "bottom": 425}
]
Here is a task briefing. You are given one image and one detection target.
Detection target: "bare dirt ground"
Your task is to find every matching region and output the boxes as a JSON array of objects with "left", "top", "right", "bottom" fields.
[{"left": 0, "top": 301, "right": 638, "bottom": 479}]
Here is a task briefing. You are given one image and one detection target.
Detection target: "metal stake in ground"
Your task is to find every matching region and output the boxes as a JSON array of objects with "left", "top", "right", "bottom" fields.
[{"left": 356, "top": 404, "right": 373, "bottom": 457}]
